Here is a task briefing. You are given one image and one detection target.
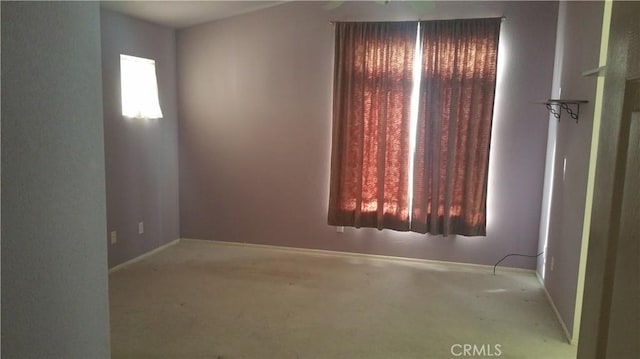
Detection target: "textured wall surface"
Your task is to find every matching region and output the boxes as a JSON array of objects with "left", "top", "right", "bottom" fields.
[
  {"left": 1, "top": 2, "right": 111, "bottom": 357},
  {"left": 177, "top": 1, "right": 558, "bottom": 269},
  {"left": 541, "top": 0, "right": 604, "bottom": 340},
  {"left": 101, "top": 9, "right": 180, "bottom": 268}
]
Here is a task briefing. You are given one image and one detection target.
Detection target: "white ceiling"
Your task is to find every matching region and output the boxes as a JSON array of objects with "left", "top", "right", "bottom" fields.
[{"left": 100, "top": 1, "right": 286, "bottom": 29}]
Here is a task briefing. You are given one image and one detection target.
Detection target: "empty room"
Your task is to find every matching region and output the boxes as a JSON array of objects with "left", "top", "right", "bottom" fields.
[{"left": 2, "top": 1, "right": 638, "bottom": 358}]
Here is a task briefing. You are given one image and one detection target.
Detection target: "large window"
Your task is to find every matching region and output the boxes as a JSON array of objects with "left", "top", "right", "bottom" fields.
[{"left": 328, "top": 18, "right": 501, "bottom": 236}]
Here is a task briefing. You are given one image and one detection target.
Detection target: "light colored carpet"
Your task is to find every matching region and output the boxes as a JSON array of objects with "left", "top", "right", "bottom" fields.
[{"left": 109, "top": 239, "right": 576, "bottom": 359}]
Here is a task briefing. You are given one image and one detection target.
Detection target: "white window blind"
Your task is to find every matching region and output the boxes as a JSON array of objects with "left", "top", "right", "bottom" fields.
[{"left": 120, "top": 54, "right": 163, "bottom": 119}]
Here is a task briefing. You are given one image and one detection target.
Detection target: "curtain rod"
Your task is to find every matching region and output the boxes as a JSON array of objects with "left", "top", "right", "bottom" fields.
[{"left": 329, "top": 16, "right": 506, "bottom": 24}]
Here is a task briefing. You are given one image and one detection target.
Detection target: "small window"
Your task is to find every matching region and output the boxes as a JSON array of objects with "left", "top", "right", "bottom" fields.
[{"left": 120, "top": 54, "right": 163, "bottom": 119}]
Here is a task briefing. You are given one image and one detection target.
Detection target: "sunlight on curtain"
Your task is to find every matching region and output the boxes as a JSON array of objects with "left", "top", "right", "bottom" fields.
[{"left": 329, "top": 19, "right": 501, "bottom": 236}]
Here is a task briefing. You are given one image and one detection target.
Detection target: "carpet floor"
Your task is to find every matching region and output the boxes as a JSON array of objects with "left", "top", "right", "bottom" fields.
[{"left": 109, "top": 239, "right": 577, "bottom": 358}]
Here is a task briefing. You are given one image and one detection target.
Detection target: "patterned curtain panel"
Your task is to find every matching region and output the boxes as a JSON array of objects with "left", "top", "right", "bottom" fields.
[
  {"left": 328, "top": 21, "right": 418, "bottom": 231},
  {"left": 411, "top": 18, "right": 501, "bottom": 236}
]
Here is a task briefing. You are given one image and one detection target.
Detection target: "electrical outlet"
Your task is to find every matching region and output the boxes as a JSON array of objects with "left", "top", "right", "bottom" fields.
[
  {"left": 110, "top": 231, "right": 117, "bottom": 245},
  {"left": 138, "top": 222, "right": 144, "bottom": 235},
  {"left": 336, "top": 226, "right": 345, "bottom": 233},
  {"left": 550, "top": 256, "right": 555, "bottom": 271}
]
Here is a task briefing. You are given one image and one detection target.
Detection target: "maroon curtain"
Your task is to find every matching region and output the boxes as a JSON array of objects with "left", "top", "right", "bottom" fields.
[
  {"left": 328, "top": 22, "right": 418, "bottom": 231},
  {"left": 411, "top": 18, "right": 501, "bottom": 236}
]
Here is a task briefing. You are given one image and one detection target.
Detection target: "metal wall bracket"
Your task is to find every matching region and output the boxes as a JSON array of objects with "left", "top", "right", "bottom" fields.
[{"left": 542, "top": 99, "right": 588, "bottom": 123}]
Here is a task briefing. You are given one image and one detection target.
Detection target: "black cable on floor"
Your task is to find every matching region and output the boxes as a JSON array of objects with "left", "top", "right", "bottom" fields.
[{"left": 493, "top": 252, "right": 543, "bottom": 275}]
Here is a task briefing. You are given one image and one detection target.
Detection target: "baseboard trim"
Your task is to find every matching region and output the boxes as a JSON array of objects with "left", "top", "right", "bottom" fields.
[
  {"left": 537, "top": 273, "right": 575, "bottom": 344},
  {"left": 180, "top": 237, "right": 536, "bottom": 275},
  {"left": 109, "top": 238, "right": 181, "bottom": 274}
]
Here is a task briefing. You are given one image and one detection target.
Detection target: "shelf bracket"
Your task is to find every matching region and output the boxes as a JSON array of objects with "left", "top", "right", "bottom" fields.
[{"left": 542, "top": 99, "right": 588, "bottom": 123}]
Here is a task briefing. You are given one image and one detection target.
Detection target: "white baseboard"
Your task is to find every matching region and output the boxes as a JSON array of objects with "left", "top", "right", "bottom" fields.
[
  {"left": 537, "top": 273, "right": 575, "bottom": 344},
  {"left": 109, "top": 238, "right": 181, "bottom": 273},
  {"left": 180, "top": 237, "right": 536, "bottom": 275}
]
